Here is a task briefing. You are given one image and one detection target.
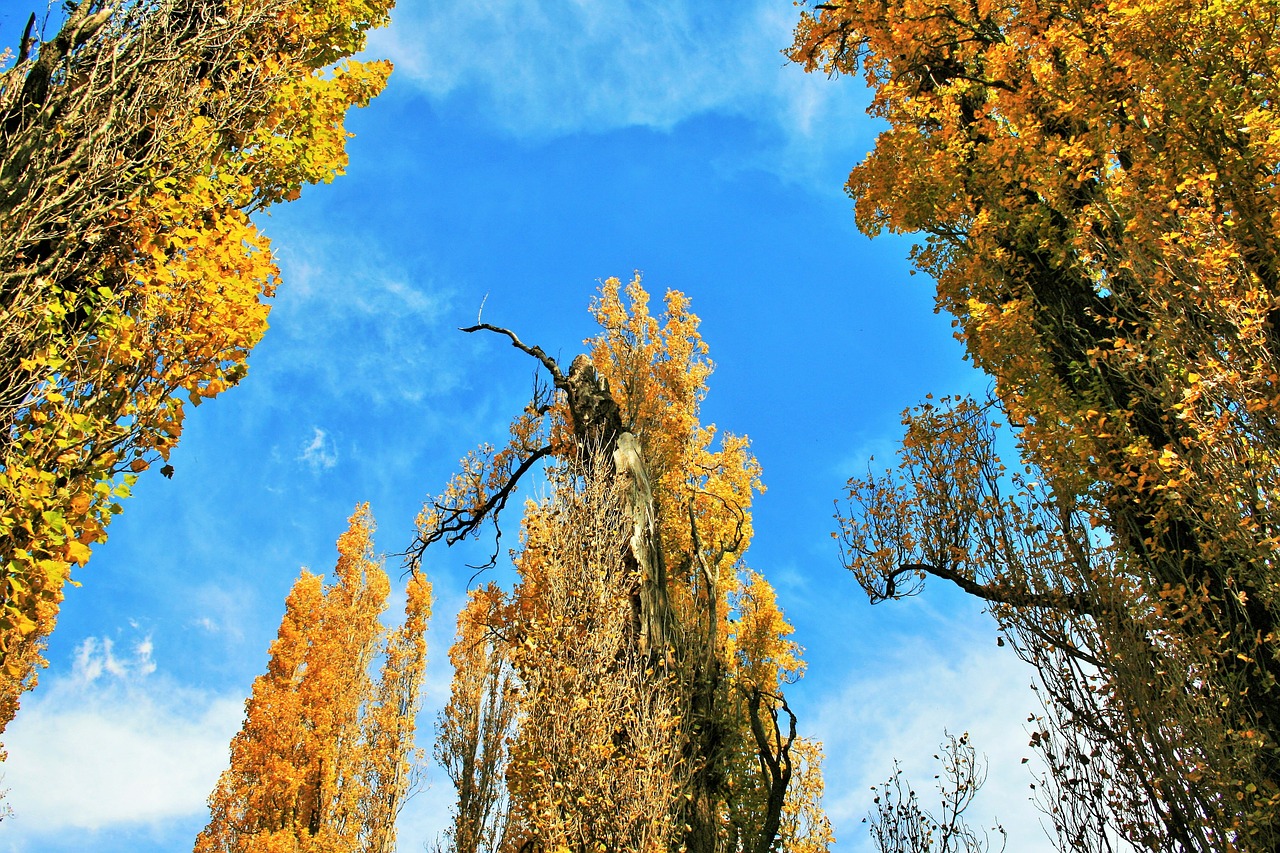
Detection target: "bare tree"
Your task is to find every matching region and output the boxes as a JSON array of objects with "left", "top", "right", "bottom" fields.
[{"left": 867, "top": 734, "right": 1006, "bottom": 853}]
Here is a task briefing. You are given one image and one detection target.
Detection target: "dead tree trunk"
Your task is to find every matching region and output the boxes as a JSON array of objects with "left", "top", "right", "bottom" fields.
[{"left": 452, "top": 327, "right": 677, "bottom": 664}]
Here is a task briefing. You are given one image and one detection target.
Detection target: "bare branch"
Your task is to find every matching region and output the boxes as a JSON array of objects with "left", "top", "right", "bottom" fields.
[
  {"left": 746, "top": 687, "right": 797, "bottom": 853},
  {"left": 461, "top": 323, "right": 568, "bottom": 388},
  {"left": 897, "top": 563, "right": 1106, "bottom": 619},
  {"left": 407, "top": 443, "right": 554, "bottom": 570}
]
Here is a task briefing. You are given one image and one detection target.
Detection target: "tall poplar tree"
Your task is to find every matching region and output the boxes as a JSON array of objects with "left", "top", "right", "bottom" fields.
[
  {"left": 196, "top": 505, "right": 431, "bottom": 853},
  {"left": 0, "top": 0, "right": 393, "bottom": 735},
  {"left": 435, "top": 586, "right": 516, "bottom": 853},
  {"left": 420, "top": 278, "right": 834, "bottom": 853},
  {"left": 792, "top": 0, "right": 1280, "bottom": 847}
]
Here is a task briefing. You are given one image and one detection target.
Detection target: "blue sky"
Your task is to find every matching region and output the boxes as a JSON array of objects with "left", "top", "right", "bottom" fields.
[{"left": 2, "top": 2, "right": 1052, "bottom": 850}]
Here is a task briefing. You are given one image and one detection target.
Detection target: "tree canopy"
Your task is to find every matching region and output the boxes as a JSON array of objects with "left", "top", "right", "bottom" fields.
[
  {"left": 422, "top": 277, "right": 833, "bottom": 853},
  {"left": 792, "top": 0, "right": 1280, "bottom": 847},
  {"left": 196, "top": 505, "right": 431, "bottom": 853},
  {"left": 0, "top": 0, "right": 393, "bottom": 744}
]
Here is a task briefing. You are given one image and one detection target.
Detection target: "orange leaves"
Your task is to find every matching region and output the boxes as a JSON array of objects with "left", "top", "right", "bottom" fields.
[
  {"left": 196, "top": 506, "right": 431, "bottom": 853},
  {"left": 792, "top": 0, "right": 1280, "bottom": 504},
  {"left": 797, "top": 0, "right": 1280, "bottom": 836},
  {"left": 425, "top": 279, "right": 827, "bottom": 853},
  {"left": 731, "top": 570, "right": 805, "bottom": 691}
]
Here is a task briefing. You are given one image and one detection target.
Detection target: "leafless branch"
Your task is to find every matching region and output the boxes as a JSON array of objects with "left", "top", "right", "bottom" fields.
[
  {"left": 461, "top": 323, "right": 568, "bottom": 388},
  {"left": 407, "top": 443, "right": 554, "bottom": 571},
  {"left": 746, "top": 687, "right": 797, "bottom": 853}
]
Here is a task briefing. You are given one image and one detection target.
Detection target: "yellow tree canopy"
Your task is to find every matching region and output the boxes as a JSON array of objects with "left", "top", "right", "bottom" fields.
[
  {"left": 196, "top": 505, "right": 431, "bottom": 853},
  {"left": 0, "top": 0, "right": 394, "bottom": 741}
]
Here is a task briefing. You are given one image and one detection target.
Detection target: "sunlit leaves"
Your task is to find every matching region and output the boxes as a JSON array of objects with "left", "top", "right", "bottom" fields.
[
  {"left": 426, "top": 279, "right": 831, "bottom": 853},
  {"left": 435, "top": 586, "right": 517, "bottom": 853},
  {"left": 0, "top": 0, "right": 393, "bottom": 739},
  {"left": 503, "top": 456, "right": 687, "bottom": 853},
  {"left": 796, "top": 0, "right": 1280, "bottom": 842},
  {"left": 195, "top": 506, "right": 431, "bottom": 853}
]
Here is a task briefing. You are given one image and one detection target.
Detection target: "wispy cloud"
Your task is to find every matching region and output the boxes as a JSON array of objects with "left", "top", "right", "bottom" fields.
[
  {"left": 69, "top": 634, "right": 158, "bottom": 682},
  {"left": 298, "top": 427, "right": 339, "bottom": 471},
  {"left": 2, "top": 632, "right": 242, "bottom": 838},
  {"left": 263, "top": 240, "right": 462, "bottom": 410},
  {"left": 371, "top": 0, "right": 873, "bottom": 182},
  {"left": 811, "top": 626, "right": 1053, "bottom": 852}
]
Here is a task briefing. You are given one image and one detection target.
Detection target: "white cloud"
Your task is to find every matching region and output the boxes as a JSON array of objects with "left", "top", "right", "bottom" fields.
[
  {"left": 376, "top": 0, "right": 744, "bottom": 130},
  {"left": 299, "top": 426, "right": 340, "bottom": 471},
  {"left": 69, "top": 635, "right": 158, "bottom": 682},
  {"left": 265, "top": 243, "right": 462, "bottom": 409},
  {"left": 371, "top": 0, "right": 873, "bottom": 182},
  {"left": 2, "top": 633, "right": 243, "bottom": 837},
  {"left": 811, "top": 624, "right": 1054, "bottom": 852}
]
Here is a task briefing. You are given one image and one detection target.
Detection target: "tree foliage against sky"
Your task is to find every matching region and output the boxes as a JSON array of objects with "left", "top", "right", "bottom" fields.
[
  {"left": 435, "top": 586, "right": 517, "bottom": 853},
  {"left": 19, "top": 0, "right": 1280, "bottom": 847},
  {"left": 195, "top": 505, "right": 431, "bottom": 853},
  {"left": 422, "top": 277, "right": 833, "bottom": 853},
  {"left": 0, "top": 0, "right": 392, "bottom": 744},
  {"left": 792, "top": 0, "right": 1280, "bottom": 847}
]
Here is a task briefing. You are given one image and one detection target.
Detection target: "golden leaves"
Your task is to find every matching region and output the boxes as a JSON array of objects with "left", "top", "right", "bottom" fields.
[
  {"left": 731, "top": 569, "right": 805, "bottom": 690},
  {"left": 0, "top": 0, "right": 395, "bottom": 741},
  {"left": 196, "top": 506, "right": 431, "bottom": 853},
  {"left": 502, "top": 455, "right": 687, "bottom": 853},
  {"left": 588, "top": 275, "right": 763, "bottom": 589},
  {"left": 427, "top": 278, "right": 830, "bottom": 853},
  {"left": 796, "top": 0, "right": 1280, "bottom": 840}
]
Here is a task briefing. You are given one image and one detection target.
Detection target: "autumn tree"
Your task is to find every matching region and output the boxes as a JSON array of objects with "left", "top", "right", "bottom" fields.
[
  {"left": 839, "top": 397, "right": 1251, "bottom": 850},
  {"left": 500, "top": 452, "right": 689, "bottom": 853},
  {"left": 0, "top": 0, "right": 392, "bottom": 739},
  {"left": 435, "top": 586, "right": 517, "bottom": 853},
  {"left": 779, "top": 737, "right": 836, "bottom": 853},
  {"left": 792, "top": 0, "right": 1280, "bottom": 845},
  {"left": 420, "top": 277, "right": 833, "bottom": 853},
  {"left": 196, "top": 505, "right": 431, "bottom": 853}
]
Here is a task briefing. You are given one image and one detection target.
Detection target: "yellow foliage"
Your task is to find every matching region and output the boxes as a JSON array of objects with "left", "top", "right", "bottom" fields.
[
  {"left": 0, "top": 0, "right": 394, "bottom": 742},
  {"left": 794, "top": 0, "right": 1280, "bottom": 841},
  {"left": 502, "top": 456, "right": 686, "bottom": 853},
  {"left": 196, "top": 505, "right": 430, "bottom": 853},
  {"left": 732, "top": 570, "right": 805, "bottom": 691},
  {"left": 427, "top": 278, "right": 830, "bottom": 853},
  {"left": 590, "top": 275, "right": 762, "bottom": 573}
]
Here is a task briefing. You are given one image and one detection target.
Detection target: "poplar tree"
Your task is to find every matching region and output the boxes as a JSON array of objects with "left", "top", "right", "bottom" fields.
[
  {"left": 420, "top": 278, "right": 834, "bottom": 853},
  {"left": 0, "top": 0, "right": 393, "bottom": 733},
  {"left": 792, "top": 0, "right": 1280, "bottom": 847},
  {"left": 196, "top": 505, "right": 431, "bottom": 853},
  {"left": 435, "top": 586, "right": 516, "bottom": 853}
]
